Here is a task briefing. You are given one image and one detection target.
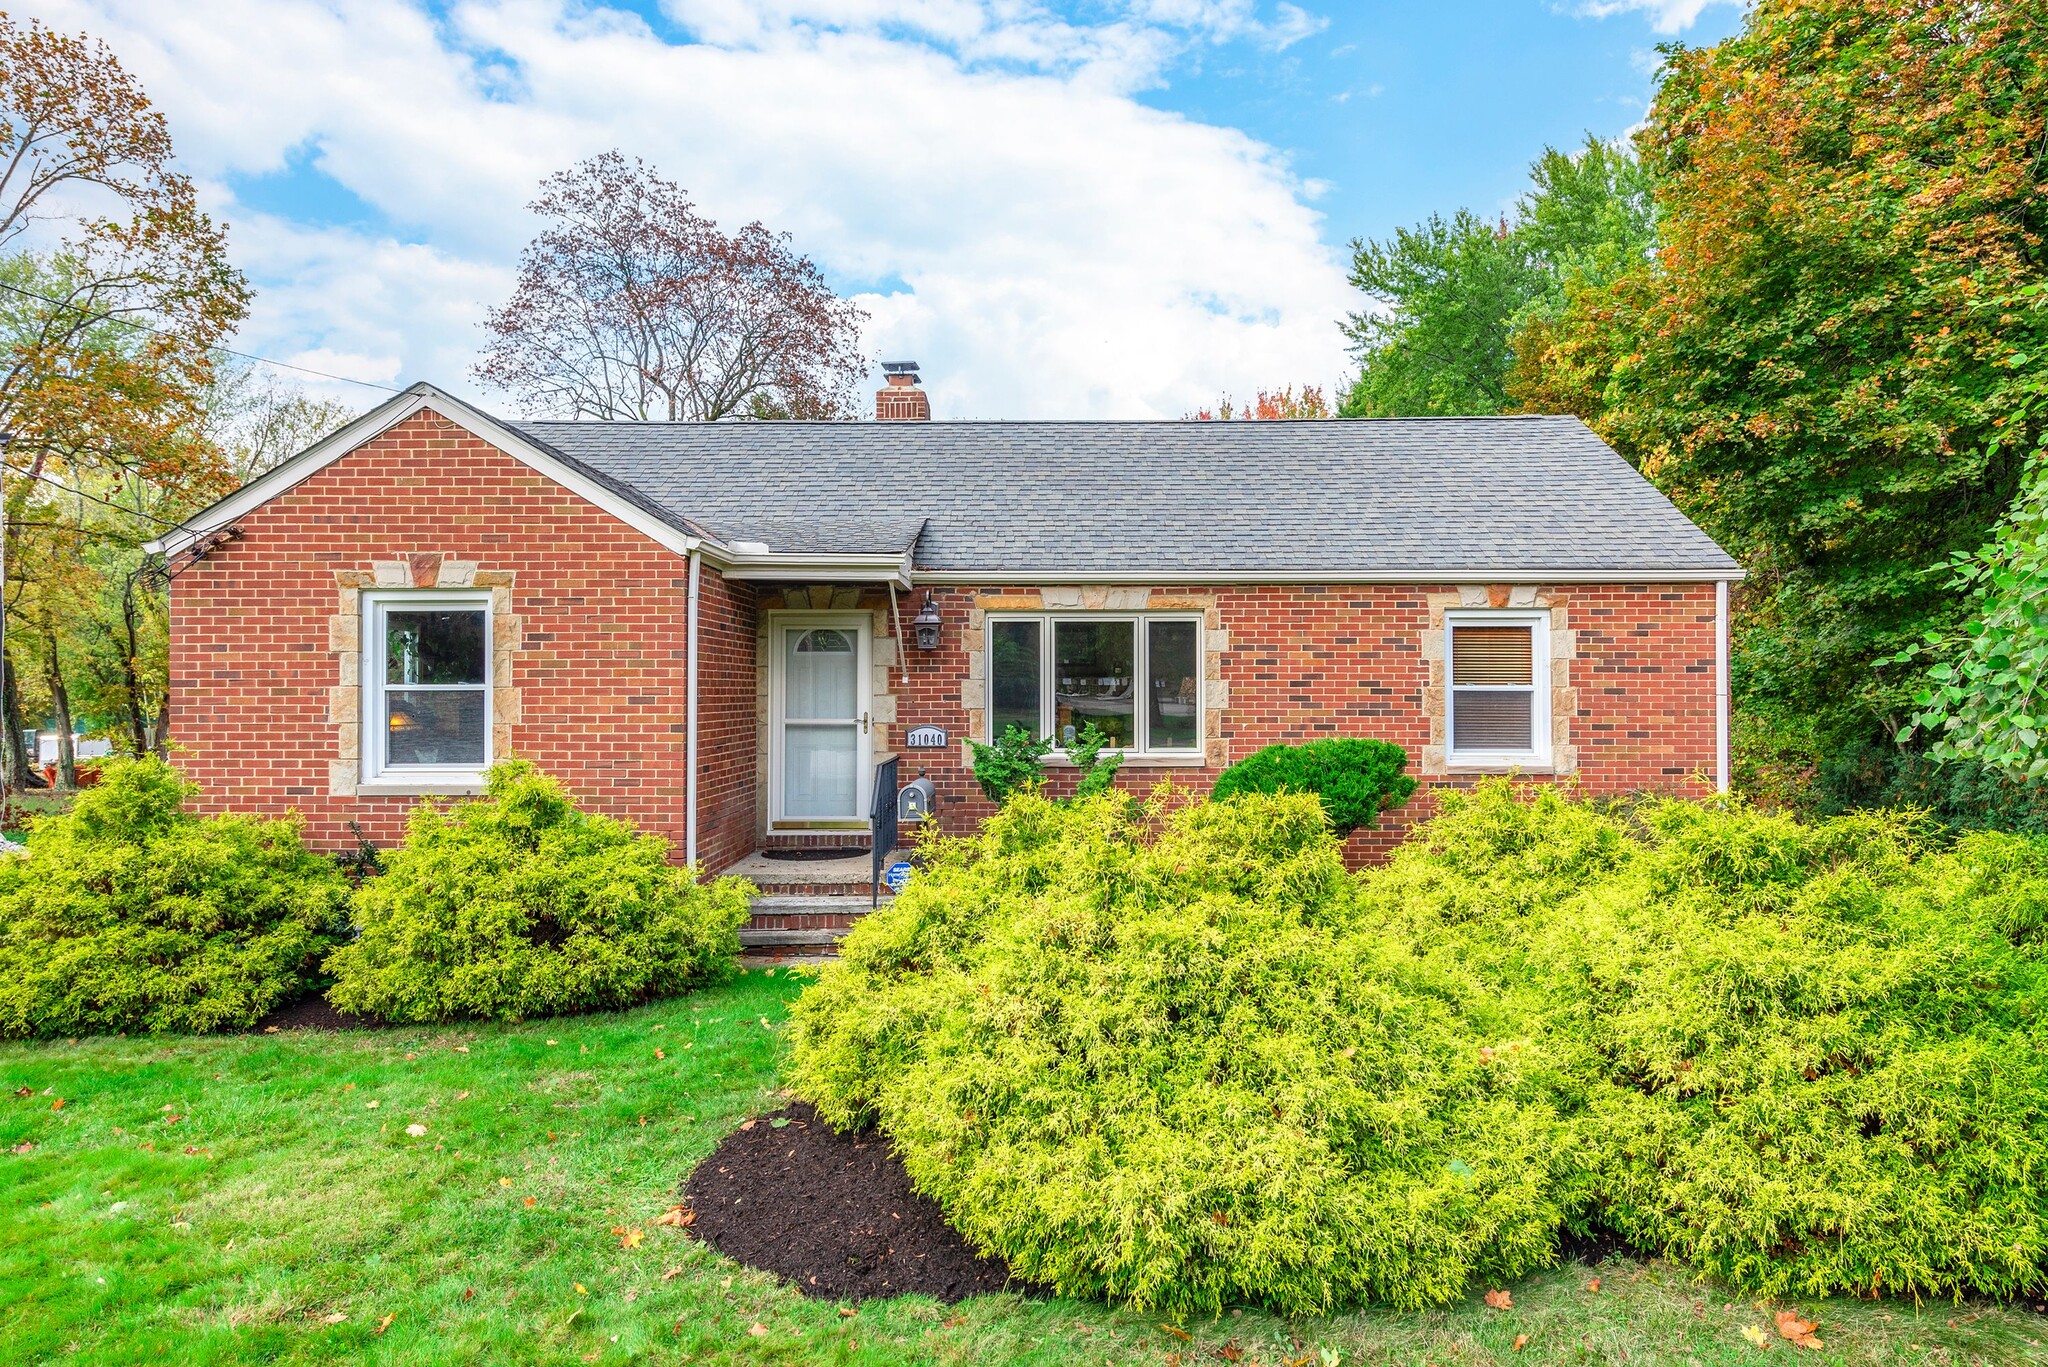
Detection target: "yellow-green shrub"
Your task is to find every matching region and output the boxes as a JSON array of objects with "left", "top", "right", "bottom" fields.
[
  {"left": 0, "top": 756, "right": 349, "bottom": 1037},
  {"left": 789, "top": 788, "right": 1573, "bottom": 1315},
  {"left": 1367, "top": 784, "right": 2048, "bottom": 1303},
  {"left": 326, "top": 761, "right": 750, "bottom": 1022}
]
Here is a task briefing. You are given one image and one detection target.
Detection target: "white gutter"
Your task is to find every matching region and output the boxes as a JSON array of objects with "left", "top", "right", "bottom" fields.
[
  {"left": 685, "top": 548, "right": 702, "bottom": 870},
  {"left": 910, "top": 566, "right": 1746, "bottom": 586},
  {"left": 1715, "top": 578, "right": 1731, "bottom": 794}
]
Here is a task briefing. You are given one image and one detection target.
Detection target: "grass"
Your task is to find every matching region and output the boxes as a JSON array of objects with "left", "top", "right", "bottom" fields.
[{"left": 1, "top": 975, "right": 2042, "bottom": 1366}]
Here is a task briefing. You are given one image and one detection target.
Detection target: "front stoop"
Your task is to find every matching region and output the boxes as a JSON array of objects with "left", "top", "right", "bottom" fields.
[{"left": 738, "top": 893, "right": 889, "bottom": 963}]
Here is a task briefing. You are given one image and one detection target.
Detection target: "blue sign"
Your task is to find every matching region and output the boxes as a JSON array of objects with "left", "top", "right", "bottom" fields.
[{"left": 884, "top": 860, "right": 914, "bottom": 893}]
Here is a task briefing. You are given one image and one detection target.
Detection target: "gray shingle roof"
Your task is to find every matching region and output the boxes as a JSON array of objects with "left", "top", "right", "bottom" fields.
[{"left": 507, "top": 415, "right": 1740, "bottom": 578}]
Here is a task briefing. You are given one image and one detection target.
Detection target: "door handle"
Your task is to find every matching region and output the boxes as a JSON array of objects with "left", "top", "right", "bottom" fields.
[{"left": 861, "top": 713, "right": 870, "bottom": 735}]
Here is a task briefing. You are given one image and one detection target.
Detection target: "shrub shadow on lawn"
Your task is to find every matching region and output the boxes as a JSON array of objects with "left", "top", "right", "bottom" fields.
[{"left": 684, "top": 1102, "right": 1038, "bottom": 1304}]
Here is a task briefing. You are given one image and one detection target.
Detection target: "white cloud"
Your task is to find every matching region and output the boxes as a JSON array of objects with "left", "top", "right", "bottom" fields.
[
  {"left": 22, "top": 0, "right": 1355, "bottom": 418},
  {"left": 1569, "top": 0, "right": 1743, "bottom": 35}
]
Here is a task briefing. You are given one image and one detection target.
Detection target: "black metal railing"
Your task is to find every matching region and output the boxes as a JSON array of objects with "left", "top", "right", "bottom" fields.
[{"left": 869, "top": 756, "right": 899, "bottom": 908}]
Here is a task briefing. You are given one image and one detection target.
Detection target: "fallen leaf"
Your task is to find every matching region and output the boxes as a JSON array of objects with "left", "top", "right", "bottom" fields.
[
  {"left": 738, "top": 1119, "right": 756, "bottom": 1131},
  {"left": 619, "top": 1227, "right": 644, "bottom": 1249},
  {"left": 654, "top": 1205, "right": 695, "bottom": 1228},
  {"left": 1513, "top": 1334, "right": 1529, "bottom": 1351},
  {"left": 1484, "top": 1289, "right": 1512, "bottom": 1310},
  {"left": 13, "top": 1086, "right": 29, "bottom": 1097},
  {"left": 1479, "top": 1046, "right": 1497, "bottom": 1064},
  {"left": 944, "top": 1316, "right": 966, "bottom": 1329},
  {"left": 749, "top": 1322, "right": 768, "bottom": 1338},
  {"left": 523, "top": 1197, "right": 536, "bottom": 1208},
  {"left": 838, "top": 1307, "right": 856, "bottom": 1318},
  {"left": 1774, "top": 1309, "right": 1822, "bottom": 1350},
  {"left": 365, "top": 1100, "right": 380, "bottom": 1110},
  {"left": 50, "top": 1098, "right": 63, "bottom": 1111},
  {"left": 720, "top": 1276, "right": 733, "bottom": 1290},
  {"left": 377, "top": 1313, "right": 394, "bottom": 1335},
  {"left": 499, "top": 1177, "right": 513, "bottom": 1188},
  {"left": 546, "top": 1040, "right": 556, "bottom": 1046},
  {"left": 455, "top": 1091, "right": 469, "bottom": 1101},
  {"left": 319, "top": 1312, "right": 347, "bottom": 1325},
  {"left": 662, "top": 1266, "right": 684, "bottom": 1282},
  {"left": 404, "top": 1124, "right": 428, "bottom": 1138},
  {"left": 1587, "top": 1277, "right": 1601, "bottom": 1293},
  {"left": 463, "top": 1288, "right": 475, "bottom": 1301},
  {"left": 11, "top": 1141, "right": 31, "bottom": 1154},
  {"left": 769, "top": 1116, "right": 791, "bottom": 1129},
  {"left": 574, "top": 1283, "right": 588, "bottom": 1295},
  {"left": 454, "top": 1045, "right": 468, "bottom": 1053},
  {"left": 1220, "top": 1345, "right": 1244, "bottom": 1363},
  {"left": 1740, "top": 1324, "right": 1771, "bottom": 1349},
  {"left": 1162, "top": 1325, "right": 1194, "bottom": 1342},
  {"left": 655, "top": 1049, "right": 665, "bottom": 1060},
  {"left": 405, "top": 1053, "right": 417, "bottom": 1061}
]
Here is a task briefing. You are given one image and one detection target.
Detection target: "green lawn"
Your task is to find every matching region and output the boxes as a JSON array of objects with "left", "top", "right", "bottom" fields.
[{"left": 2, "top": 973, "right": 2042, "bottom": 1366}]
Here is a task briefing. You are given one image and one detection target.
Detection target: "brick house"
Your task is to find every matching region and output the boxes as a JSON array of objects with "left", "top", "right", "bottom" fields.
[{"left": 146, "top": 371, "right": 1741, "bottom": 893}]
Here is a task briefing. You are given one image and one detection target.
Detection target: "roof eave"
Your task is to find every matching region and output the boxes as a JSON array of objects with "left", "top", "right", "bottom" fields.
[{"left": 909, "top": 565, "right": 1746, "bottom": 585}]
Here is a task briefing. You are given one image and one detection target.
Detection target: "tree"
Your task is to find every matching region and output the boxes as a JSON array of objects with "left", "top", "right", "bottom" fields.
[
  {"left": 1516, "top": 0, "right": 2048, "bottom": 779},
  {"left": 476, "top": 152, "right": 867, "bottom": 421},
  {"left": 1340, "top": 211, "right": 1535, "bottom": 417},
  {"left": 1186, "top": 384, "right": 1330, "bottom": 420},
  {"left": 1339, "top": 138, "right": 1656, "bottom": 418},
  {"left": 0, "top": 14, "right": 248, "bottom": 785}
]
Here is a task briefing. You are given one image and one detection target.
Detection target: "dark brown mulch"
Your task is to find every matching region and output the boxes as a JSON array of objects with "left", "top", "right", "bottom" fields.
[
  {"left": 250, "top": 993, "right": 387, "bottom": 1032},
  {"left": 684, "top": 1102, "right": 1034, "bottom": 1303}
]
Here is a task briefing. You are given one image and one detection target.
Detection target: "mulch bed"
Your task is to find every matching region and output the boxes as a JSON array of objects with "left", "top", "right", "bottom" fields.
[
  {"left": 684, "top": 1102, "right": 1034, "bottom": 1303},
  {"left": 250, "top": 993, "right": 387, "bottom": 1032}
]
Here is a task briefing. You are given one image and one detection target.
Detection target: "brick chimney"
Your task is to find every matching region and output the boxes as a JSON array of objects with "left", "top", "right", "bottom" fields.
[{"left": 876, "top": 361, "right": 931, "bottom": 421}]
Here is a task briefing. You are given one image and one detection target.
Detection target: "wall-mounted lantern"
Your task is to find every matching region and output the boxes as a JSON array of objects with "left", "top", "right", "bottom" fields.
[{"left": 912, "top": 591, "right": 943, "bottom": 651}]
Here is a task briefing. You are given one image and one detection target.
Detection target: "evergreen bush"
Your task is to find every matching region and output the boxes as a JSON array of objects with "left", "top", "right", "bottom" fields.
[
  {"left": 0, "top": 756, "right": 350, "bottom": 1037},
  {"left": 1210, "top": 738, "right": 1416, "bottom": 835},
  {"left": 790, "top": 778, "right": 2048, "bottom": 1311},
  {"left": 326, "top": 760, "right": 750, "bottom": 1022},
  {"left": 789, "top": 788, "right": 1571, "bottom": 1315}
]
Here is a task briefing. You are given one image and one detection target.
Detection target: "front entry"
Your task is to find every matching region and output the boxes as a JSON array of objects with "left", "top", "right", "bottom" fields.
[{"left": 769, "top": 614, "right": 873, "bottom": 826}]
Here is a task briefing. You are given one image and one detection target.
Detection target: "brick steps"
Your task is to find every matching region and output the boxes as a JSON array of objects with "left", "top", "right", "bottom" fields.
[{"left": 738, "top": 893, "right": 887, "bottom": 960}]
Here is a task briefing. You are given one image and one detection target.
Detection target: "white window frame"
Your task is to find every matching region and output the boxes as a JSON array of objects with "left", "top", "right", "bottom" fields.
[
  {"left": 1445, "top": 608, "right": 1552, "bottom": 769},
  {"left": 984, "top": 612, "right": 1205, "bottom": 758},
  {"left": 360, "top": 590, "right": 494, "bottom": 787}
]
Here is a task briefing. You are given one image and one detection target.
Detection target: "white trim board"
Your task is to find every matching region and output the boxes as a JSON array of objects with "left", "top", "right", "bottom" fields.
[
  {"left": 144, "top": 382, "right": 710, "bottom": 561},
  {"left": 912, "top": 568, "right": 1745, "bottom": 586}
]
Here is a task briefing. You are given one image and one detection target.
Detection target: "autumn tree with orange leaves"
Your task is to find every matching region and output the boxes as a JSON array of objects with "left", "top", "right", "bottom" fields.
[
  {"left": 1186, "top": 385, "right": 1330, "bottom": 420},
  {"left": 1507, "top": 0, "right": 2048, "bottom": 819},
  {"left": 476, "top": 152, "right": 867, "bottom": 422},
  {"left": 0, "top": 11, "right": 251, "bottom": 784}
]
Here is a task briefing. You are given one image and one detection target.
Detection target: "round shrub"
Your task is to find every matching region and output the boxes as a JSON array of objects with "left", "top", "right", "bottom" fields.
[
  {"left": 788, "top": 787, "right": 1572, "bottom": 1316},
  {"left": 325, "top": 760, "right": 750, "bottom": 1022},
  {"left": 1210, "top": 738, "right": 1416, "bottom": 835},
  {"left": 1366, "top": 782, "right": 2048, "bottom": 1304},
  {"left": 0, "top": 756, "right": 350, "bottom": 1037}
]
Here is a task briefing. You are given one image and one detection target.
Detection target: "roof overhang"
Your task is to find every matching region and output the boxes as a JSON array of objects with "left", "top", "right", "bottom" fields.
[
  {"left": 909, "top": 566, "right": 1746, "bottom": 585},
  {"left": 712, "top": 547, "right": 915, "bottom": 589},
  {"left": 143, "top": 382, "right": 712, "bottom": 561}
]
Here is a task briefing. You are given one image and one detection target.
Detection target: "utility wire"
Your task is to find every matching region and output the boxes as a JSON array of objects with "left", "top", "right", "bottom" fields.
[{"left": 0, "top": 278, "right": 406, "bottom": 394}]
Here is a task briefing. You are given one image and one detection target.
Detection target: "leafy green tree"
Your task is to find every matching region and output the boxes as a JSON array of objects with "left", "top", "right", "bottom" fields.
[{"left": 1340, "top": 138, "right": 1657, "bottom": 418}]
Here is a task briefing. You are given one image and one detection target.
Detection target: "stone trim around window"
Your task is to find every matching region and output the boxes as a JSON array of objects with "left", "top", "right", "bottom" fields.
[
  {"left": 327, "top": 553, "right": 521, "bottom": 797},
  {"left": 1420, "top": 584, "right": 1577, "bottom": 778},
  {"left": 961, "top": 587, "right": 1229, "bottom": 767}
]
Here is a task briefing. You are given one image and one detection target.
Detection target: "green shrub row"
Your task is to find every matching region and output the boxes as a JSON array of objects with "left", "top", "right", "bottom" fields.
[
  {"left": 0, "top": 757, "right": 749, "bottom": 1036},
  {"left": 788, "top": 781, "right": 2048, "bottom": 1314}
]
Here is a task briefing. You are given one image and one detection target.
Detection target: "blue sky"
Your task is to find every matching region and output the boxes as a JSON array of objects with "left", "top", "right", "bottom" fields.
[{"left": 31, "top": 0, "right": 1744, "bottom": 417}]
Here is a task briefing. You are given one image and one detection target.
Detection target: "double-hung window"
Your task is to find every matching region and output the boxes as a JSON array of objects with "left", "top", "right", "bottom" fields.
[
  {"left": 986, "top": 614, "right": 1202, "bottom": 756},
  {"left": 1446, "top": 610, "right": 1550, "bottom": 768},
  {"left": 362, "top": 592, "right": 492, "bottom": 785}
]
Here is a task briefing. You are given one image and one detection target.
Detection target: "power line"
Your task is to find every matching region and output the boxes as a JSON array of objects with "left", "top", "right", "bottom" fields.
[{"left": 0, "top": 278, "right": 405, "bottom": 394}]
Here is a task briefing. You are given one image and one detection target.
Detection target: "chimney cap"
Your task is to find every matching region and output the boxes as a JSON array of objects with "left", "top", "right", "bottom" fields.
[{"left": 881, "top": 361, "right": 921, "bottom": 378}]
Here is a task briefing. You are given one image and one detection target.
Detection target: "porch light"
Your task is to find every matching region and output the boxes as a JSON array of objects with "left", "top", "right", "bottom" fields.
[{"left": 912, "top": 591, "right": 943, "bottom": 651}]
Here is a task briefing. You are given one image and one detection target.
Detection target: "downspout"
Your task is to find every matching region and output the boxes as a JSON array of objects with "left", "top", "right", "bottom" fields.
[
  {"left": 1715, "top": 579, "right": 1731, "bottom": 794},
  {"left": 686, "top": 548, "right": 702, "bottom": 869}
]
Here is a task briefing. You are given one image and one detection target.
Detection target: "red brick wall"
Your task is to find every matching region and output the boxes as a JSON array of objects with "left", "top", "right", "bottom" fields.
[
  {"left": 167, "top": 410, "right": 747, "bottom": 863},
  {"left": 693, "top": 566, "right": 758, "bottom": 873},
  {"left": 876, "top": 583, "right": 1719, "bottom": 865}
]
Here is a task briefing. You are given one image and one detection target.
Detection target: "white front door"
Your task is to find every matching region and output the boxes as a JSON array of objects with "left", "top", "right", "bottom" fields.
[{"left": 771, "top": 615, "right": 871, "bottom": 824}]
